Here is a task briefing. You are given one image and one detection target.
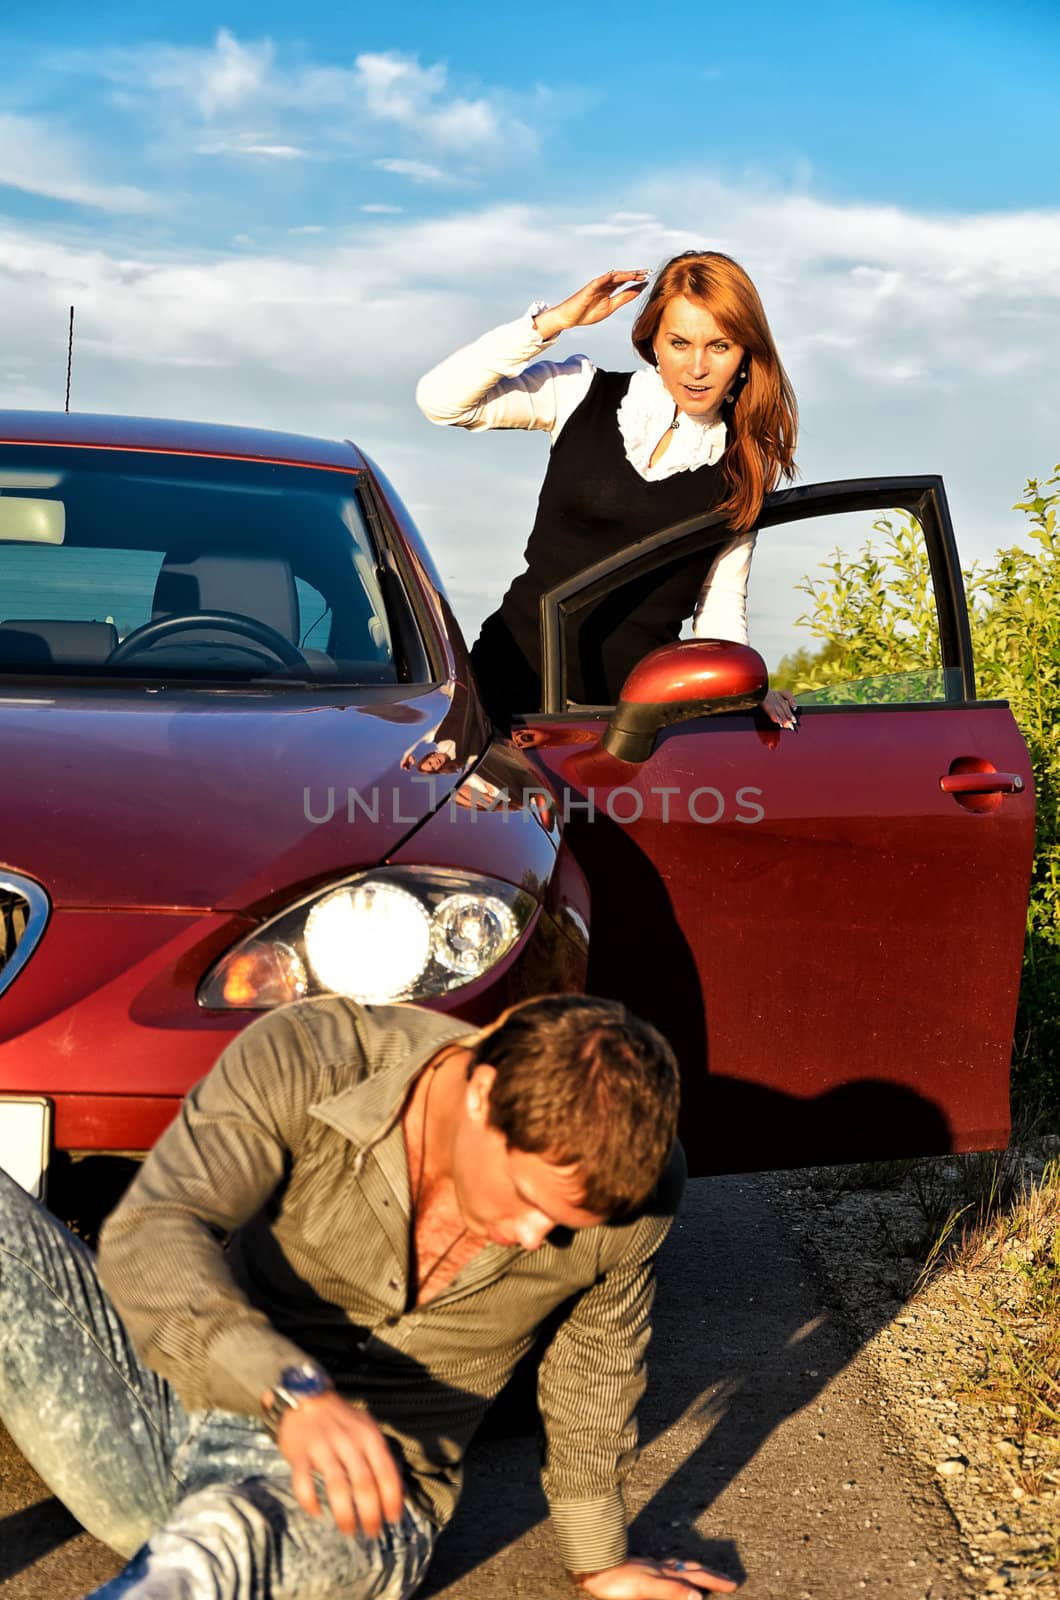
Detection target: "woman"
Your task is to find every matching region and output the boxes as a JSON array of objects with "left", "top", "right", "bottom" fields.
[{"left": 417, "top": 251, "right": 798, "bottom": 730}]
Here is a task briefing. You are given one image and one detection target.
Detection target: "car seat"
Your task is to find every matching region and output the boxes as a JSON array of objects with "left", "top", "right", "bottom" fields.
[{"left": 151, "top": 550, "right": 335, "bottom": 677}]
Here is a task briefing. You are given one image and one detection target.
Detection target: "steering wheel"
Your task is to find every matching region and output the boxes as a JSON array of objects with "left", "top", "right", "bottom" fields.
[{"left": 109, "top": 610, "right": 310, "bottom": 669}]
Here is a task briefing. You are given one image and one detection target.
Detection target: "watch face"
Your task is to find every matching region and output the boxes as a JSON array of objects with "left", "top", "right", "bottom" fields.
[
  {"left": 279, "top": 1365, "right": 330, "bottom": 1397},
  {"left": 263, "top": 1363, "right": 334, "bottom": 1432}
]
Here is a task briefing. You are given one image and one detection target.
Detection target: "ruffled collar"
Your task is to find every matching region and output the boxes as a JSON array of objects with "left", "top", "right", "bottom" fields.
[{"left": 616, "top": 366, "right": 727, "bottom": 482}]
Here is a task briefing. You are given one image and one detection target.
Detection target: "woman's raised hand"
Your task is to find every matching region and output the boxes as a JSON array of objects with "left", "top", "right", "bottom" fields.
[{"left": 532, "top": 270, "right": 651, "bottom": 341}]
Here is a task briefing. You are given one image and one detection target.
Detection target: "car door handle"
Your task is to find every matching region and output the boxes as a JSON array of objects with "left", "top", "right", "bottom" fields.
[{"left": 939, "top": 772, "right": 1024, "bottom": 795}]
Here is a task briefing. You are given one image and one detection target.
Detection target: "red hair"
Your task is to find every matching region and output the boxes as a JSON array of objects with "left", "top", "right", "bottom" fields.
[{"left": 631, "top": 251, "right": 798, "bottom": 532}]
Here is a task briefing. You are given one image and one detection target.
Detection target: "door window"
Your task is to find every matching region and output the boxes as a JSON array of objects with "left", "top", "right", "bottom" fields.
[
  {"left": 545, "top": 481, "right": 972, "bottom": 713},
  {"left": 749, "top": 507, "right": 956, "bottom": 706}
]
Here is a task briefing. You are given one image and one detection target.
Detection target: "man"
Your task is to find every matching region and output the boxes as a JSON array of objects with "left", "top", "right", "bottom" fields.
[{"left": 0, "top": 994, "right": 737, "bottom": 1598}]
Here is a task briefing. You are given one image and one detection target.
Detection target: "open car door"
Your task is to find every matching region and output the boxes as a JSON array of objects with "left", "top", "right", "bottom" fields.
[{"left": 516, "top": 478, "right": 1035, "bottom": 1176}]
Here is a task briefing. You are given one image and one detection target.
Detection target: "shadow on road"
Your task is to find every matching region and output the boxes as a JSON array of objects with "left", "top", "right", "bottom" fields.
[{"left": 0, "top": 1498, "right": 82, "bottom": 1581}]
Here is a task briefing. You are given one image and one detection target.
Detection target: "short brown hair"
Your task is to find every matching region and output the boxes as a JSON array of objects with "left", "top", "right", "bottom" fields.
[
  {"left": 468, "top": 995, "right": 679, "bottom": 1217},
  {"left": 631, "top": 250, "right": 798, "bottom": 533}
]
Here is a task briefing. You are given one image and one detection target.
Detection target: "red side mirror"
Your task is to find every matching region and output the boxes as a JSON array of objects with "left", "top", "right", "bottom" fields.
[{"left": 602, "top": 639, "right": 768, "bottom": 764}]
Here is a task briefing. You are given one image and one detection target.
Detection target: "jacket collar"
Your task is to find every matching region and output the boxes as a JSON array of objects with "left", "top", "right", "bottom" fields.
[{"left": 309, "top": 1009, "right": 477, "bottom": 1164}]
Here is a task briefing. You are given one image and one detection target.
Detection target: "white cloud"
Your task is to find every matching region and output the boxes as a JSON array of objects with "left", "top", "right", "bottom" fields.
[
  {"left": 196, "top": 137, "right": 307, "bottom": 160},
  {"left": 2, "top": 181, "right": 1057, "bottom": 639},
  {"left": 125, "top": 28, "right": 275, "bottom": 120},
  {"left": 360, "top": 204, "right": 403, "bottom": 216},
  {"left": 89, "top": 35, "right": 540, "bottom": 172},
  {"left": 0, "top": 114, "right": 155, "bottom": 214},
  {"left": 346, "top": 52, "right": 537, "bottom": 158},
  {"left": 351, "top": 52, "right": 448, "bottom": 125},
  {"left": 373, "top": 158, "right": 462, "bottom": 188},
  {"left": 425, "top": 98, "right": 502, "bottom": 153}
]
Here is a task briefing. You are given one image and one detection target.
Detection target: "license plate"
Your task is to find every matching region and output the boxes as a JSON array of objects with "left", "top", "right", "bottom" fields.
[{"left": 0, "top": 1097, "right": 52, "bottom": 1199}]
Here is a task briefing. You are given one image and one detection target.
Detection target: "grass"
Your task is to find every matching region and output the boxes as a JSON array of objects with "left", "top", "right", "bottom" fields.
[
  {"left": 811, "top": 1148, "right": 1034, "bottom": 1295},
  {"left": 836, "top": 1142, "right": 1060, "bottom": 1572},
  {"left": 894, "top": 1146, "right": 1060, "bottom": 1565},
  {"left": 826, "top": 1128, "right": 1060, "bottom": 1463},
  {"left": 948, "top": 1156, "right": 1060, "bottom": 1459},
  {"left": 802, "top": 1135, "right": 1060, "bottom": 1575}
]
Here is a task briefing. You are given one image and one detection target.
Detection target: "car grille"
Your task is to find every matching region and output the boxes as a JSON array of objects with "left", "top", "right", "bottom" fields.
[
  {"left": 0, "top": 874, "right": 49, "bottom": 995},
  {"left": 0, "top": 890, "right": 28, "bottom": 971}
]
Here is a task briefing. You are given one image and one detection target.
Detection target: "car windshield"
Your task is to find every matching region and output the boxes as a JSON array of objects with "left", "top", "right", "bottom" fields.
[{"left": 0, "top": 446, "right": 426, "bottom": 686}]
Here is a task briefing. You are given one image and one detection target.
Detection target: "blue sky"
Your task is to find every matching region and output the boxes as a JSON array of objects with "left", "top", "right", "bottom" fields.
[
  {"left": 5, "top": 0, "right": 1058, "bottom": 234},
  {"left": 1, "top": 0, "right": 1058, "bottom": 645}
]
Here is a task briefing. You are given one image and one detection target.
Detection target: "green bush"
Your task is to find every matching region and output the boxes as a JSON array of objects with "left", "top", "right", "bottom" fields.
[{"left": 778, "top": 469, "right": 1060, "bottom": 1109}]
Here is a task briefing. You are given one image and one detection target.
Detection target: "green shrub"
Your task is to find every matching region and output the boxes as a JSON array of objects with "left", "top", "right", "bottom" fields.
[{"left": 779, "top": 469, "right": 1060, "bottom": 1109}]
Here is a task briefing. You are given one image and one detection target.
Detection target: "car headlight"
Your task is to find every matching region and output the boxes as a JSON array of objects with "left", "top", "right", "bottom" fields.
[{"left": 199, "top": 867, "right": 535, "bottom": 1010}]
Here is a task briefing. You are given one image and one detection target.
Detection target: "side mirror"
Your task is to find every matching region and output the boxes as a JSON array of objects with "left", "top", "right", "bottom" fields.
[{"left": 602, "top": 639, "right": 768, "bottom": 764}]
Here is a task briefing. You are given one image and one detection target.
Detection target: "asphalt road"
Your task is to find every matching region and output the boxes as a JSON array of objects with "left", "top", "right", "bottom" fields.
[{"left": 0, "top": 1177, "right": 970, "bottom": 1599}]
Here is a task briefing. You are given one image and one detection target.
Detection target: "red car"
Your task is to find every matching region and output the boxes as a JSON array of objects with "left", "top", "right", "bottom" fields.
[{"left": 0, "top": 411, "right": 1035, "bottom": 1196}]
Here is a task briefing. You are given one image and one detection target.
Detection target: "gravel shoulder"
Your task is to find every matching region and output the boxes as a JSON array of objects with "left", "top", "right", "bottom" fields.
[{"left": 763, "top": 1155, "right": 1060, "bottom": 1598}]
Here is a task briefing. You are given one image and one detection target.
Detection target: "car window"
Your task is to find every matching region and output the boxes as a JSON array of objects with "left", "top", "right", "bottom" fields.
[
  {"left": 746, "top": 506, "right": 959, "bottom": 705},
  {"left": 0, "top": 449, "right": 426, "bottom": 686},
  {"left": 294, "top": 576, "right": 331, "bottom": 649},
  {"left": 3, "top": 546, "right": 163, "bottom": 638},
  {"left": 560, "top": 500, "right": 960, "bottom": 710}
]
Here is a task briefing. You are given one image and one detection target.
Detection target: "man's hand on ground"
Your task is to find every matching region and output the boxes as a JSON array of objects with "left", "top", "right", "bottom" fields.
[
  {"left": 573, "top": 1555, "right": 739, "bottom": 1597},
  {"left": 277, "top": 1393, "right": 405, "bottom": 1537}
]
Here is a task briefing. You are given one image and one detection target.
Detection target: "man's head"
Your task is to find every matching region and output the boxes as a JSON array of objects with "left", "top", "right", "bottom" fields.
[{"left": 448, "top": 995, "right": 679, "bottom": 1248}]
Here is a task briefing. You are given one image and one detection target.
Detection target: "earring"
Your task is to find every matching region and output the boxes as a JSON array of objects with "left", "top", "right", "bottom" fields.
[{"left": 725, "top": 368, "right": 747, "bottom": 404}]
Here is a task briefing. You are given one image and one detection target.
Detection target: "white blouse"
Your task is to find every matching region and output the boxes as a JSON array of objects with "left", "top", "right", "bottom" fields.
[{"left": 416, "top": 309, "right": 757, "bottom": 644}]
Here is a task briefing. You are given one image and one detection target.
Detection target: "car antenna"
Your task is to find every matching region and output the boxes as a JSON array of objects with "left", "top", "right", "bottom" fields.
[{"left": 65, "top": 305, "right": 74, "bottom": 412}]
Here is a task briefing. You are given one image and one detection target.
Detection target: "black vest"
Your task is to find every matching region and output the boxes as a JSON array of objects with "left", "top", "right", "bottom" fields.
[{"left": 472, "top": 369, "right": 731, "bottom": 719}]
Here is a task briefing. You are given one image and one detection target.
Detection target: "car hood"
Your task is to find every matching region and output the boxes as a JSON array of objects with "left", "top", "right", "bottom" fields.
[{"left": 1, "top": 684, "right": 487, "bottom": 910}]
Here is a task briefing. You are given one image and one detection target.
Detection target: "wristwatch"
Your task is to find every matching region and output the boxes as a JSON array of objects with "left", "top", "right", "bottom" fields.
[{"left": 261, "top": 1362, "right": 334, "bottom": 1431}]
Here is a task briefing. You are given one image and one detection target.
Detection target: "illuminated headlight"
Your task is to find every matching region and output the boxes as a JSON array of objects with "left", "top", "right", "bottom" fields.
[
  {"left": 199, "top": 868, "right": 536, "bottom": 1010},
  {"left": 305, "top": 882, "right": 432, "bottom": 1003}
]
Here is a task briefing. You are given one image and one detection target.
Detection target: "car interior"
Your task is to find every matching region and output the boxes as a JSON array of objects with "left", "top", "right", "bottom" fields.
[{"left": 0, "top": 449, "right": 427, "bottom": 686}]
